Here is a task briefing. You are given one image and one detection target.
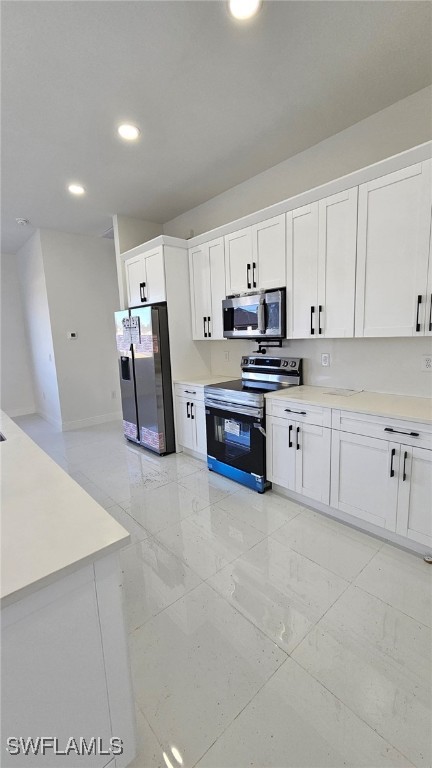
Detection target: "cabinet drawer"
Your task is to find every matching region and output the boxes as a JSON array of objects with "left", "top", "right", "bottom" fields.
[
  {"left": 266, "top": 399, "right": 331, "bottom": 427},
  {"left": 332, "top": 409, "right": 432, "bottom": 450},
  {"left": 175, "top": 383, "right": 205, "bottom": 402}
]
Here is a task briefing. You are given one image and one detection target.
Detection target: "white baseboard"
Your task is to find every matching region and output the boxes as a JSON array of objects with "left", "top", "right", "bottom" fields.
[
  {"left": 37, "top": 409, "right": 63, "bottom": 430},
  {"left": 3, "top": 406, "right": 36, "bottom": 418},
  {"left": 271, "top": 483, "right": 429, "bottom": 557},
  {"left": 61, "top": 411, "right": 122, "bottom": 431}
]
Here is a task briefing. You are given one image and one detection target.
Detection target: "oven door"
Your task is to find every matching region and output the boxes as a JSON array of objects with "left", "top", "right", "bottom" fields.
[{"left": 205, "top": 402, "right": 266, "bottom": 479}]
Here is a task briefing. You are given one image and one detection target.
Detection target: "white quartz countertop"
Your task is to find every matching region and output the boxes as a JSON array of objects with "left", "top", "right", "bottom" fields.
[
  {"left": 0, "top": 412, "right": 130, "bottom": 607},
  {"left": 174, "top": 376, "right": 234, "bottom": 387},
  {"left": 265, "top": 385, "right": 432, "bottom": 424}
]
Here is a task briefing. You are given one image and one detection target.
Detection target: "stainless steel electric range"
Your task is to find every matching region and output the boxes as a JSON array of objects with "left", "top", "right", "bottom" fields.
[{"left": 204, "top": 355, "right": 302, "bottom": 493}]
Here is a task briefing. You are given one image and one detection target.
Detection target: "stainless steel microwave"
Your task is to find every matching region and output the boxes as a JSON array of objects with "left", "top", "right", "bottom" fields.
[{"left": 222, "top": 289, "right": 286, "bottom": 340}]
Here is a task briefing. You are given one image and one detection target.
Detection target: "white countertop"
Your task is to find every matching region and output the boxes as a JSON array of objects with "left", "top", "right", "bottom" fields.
[
  {"left": 174, "top": 376, "right": 234, "bottom": 387},
  {"left": 265, "top": 385, "right": 432, "bottom": 424},
  {"left": 0, "top": 412, "right": 130, "bottom": 607}
]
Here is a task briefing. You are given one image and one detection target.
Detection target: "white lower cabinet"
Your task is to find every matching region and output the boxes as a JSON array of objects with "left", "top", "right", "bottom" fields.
[
  {"left": 396, "top": 446, "right": 432, "bottom": 547},
  {"left": 267, "top": 400, "right": 431, "bottom": 552},
  {"left": 267, "top": 416, "right": 331, "bottom": 503},
  {"left": 330, "top": 431, "right": 399, "bottom": 530},
  {"left": 176, "top": 394, "right": 207, "bottom": 456}
]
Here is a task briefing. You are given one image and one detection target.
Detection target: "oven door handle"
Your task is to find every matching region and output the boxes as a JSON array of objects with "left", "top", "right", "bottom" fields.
[
  {"left": 205, "top": 398, "right": 263, "bottom": 418},
  {"left": 253, "top": 423, "right": 266, "bottom": 437}
]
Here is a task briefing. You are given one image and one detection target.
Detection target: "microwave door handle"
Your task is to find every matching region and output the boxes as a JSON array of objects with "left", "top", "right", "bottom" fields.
[{"left": 258, "top": 297, "right": 266, "bottom": 333}]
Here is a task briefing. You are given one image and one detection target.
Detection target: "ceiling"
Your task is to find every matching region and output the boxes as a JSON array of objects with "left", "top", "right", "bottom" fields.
[{"left": 2, "top": 1, "right": 431, "bottom": 253}]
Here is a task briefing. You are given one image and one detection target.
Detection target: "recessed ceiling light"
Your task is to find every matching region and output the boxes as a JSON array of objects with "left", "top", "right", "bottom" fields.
[
  {"left": 229, "top": 0, "right": 261, "bottom": 20},
  {"left": 68, "top": 183, "right": 85, "bottom": 195},
  {"left": 118, "top": 124, "right": 140, "bottom": 141}
]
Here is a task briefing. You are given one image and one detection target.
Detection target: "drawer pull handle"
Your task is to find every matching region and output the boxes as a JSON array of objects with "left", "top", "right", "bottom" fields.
[
  {"left": 288, "top": 424, "right": 293, "bottom": 448},
  {"left": 384, "top": 427, "right": 419, "bottom": 438},
  {"left": 285, "top": 408, "right": 307, "bottom": 416},
  {"left": 403, "top": 451, "right": 408, "bottom": 482},
  {"left": 296, "top": 426, "right": 300, "bottom": 450},
  {"left": 185, "top": 390, "right": 196, "bottom": 395},
  {"left": 390, "top": 448, "right": 395, "bottom": 478}
]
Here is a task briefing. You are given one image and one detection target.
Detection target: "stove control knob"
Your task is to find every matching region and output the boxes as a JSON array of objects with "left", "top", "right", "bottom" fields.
[
  {"left": 282, "top": 361, "right": 288, "bottom": 367},
  {"left": 289, "top": 361, "right": 296, "bottom": 368}
]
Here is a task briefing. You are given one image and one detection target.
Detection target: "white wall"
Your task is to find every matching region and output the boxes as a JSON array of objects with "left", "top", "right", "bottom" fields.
[
  {"left": 16, "top": 232, "right": 62, "bottom": 426},
  {"left": 40, "top": 229, "right": 121, "bottom": 429},
  {"left": 0, "top": 253, "right": 36, "bottom": 416},
  {"left": 209, "top": 337, "right": 432, "bottom": 399},
  {"left": 163, "top": 87, "right": 432, "bottom": 239}
]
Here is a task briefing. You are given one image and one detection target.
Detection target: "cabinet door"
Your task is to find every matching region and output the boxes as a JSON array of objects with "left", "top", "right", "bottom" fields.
[
  {"left": 295, "top": 423, "right": 331, "bottom": 504},
  {"left": 318, "top": 188, "right": 358, "bottom": 338},
  {"left": 176, "top": 397, "right": 195, "bottom": 451},
  {"left": 144, "top": 247, "right": 166, "bottom": 304},
  {"left": 189, "top": 245, "right": 211, "bottom": 340},
  {"left": 266, "top": 416, "right": 295, "bottom": 490},
  {"left": 193, "top": 401, "right": 208, "bottom": 456},
  {"left": 355, "top": 161, "right": 431, "bottom": 337},
  {"left": 125, "top": 255, "right": 146, "bottom": 307},
  {"left": 209, "top": 238, "right": 226, "bottom": 340},
  {"left": 287, "top": 204, "right": 319, "bottom": 338},
  {"left": 396, "top": 446, "right": 432, "bottom": 547},
  {"left": 225, "top": 228, "right": 252, "bottom": 295},
  {"left": 331, "top": 431, "right": 399, "bottom": 530},
  {"left": 252, "top": 214, "right": 286, "bottom": 291},
  {"left": 425, "top": 215, "right": 432, "bottom": 337}
]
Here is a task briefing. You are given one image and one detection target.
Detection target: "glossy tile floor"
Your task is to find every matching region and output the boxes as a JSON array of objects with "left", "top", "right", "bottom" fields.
[{"left": 15, "top": 415, "right": 432, "bottom": 768}]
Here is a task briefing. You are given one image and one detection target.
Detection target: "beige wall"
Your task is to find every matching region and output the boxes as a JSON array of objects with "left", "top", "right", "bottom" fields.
[{"left": 163, "top": 87, "right": 432, "bottom": 239}]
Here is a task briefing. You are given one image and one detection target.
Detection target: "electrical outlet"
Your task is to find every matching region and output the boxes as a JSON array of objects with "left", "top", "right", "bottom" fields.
[
  {"left": 224, "top": 350, "right": 230, "bottom": 362},
  {"left": 421, "top": 355, "right": 432, "bottom": 372},
  {"left": 321, "top": 353, "right": 330, "bottom": 367}
]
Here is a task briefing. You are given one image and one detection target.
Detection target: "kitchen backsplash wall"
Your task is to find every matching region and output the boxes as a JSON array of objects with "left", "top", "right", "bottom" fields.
[{"left": 209, "top": 337, "right": 432, "bottom": 399}]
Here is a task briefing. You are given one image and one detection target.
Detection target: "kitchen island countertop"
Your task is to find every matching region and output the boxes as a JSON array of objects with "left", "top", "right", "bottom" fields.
[{"left": 0, "top": 411, "right": 129, "bottom": 607}]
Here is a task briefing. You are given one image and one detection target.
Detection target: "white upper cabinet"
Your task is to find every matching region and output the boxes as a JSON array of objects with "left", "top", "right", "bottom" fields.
[
  {"left": 189, "top": 237, "right": 225, "bottom": 340},
  {"left": 125, "top": 255, "right": 146, "bottom": 307},
  {"left": 144, "top": 247, "right": 166, "bottom": 304},
  {"left": 287, "top": 189, "right": 358, "bottom": 339},
  {"left": 251, "top": 214, "right": 286, "bottom": 291},
  {"left": 355, "top": 160, "right": 432, "bottom": 337},
  {"left": 225, "top": 227, "right": 253, "bottom": 295},
  {"left": 124, "top": 246, "right": 166, "bottom": 307},
  {"left": 208, "top": 238, "right": 226, "bottom": 339},
  {"left": 189, "top": 244, "right": 211, "bottom": 340},
  {"left": 317, "top": 188, "right": 358, "bottom": 338},
  {"left": 225, "top": 215, "right": 286, "bottom": 296},
  {"left": 287, "top": 203, "right": 319, "bottom": 338}
]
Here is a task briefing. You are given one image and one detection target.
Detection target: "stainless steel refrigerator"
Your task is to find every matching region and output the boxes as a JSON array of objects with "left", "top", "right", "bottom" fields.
[{"left": 114, "top": 304, "right": 175, "bottom": 455}]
